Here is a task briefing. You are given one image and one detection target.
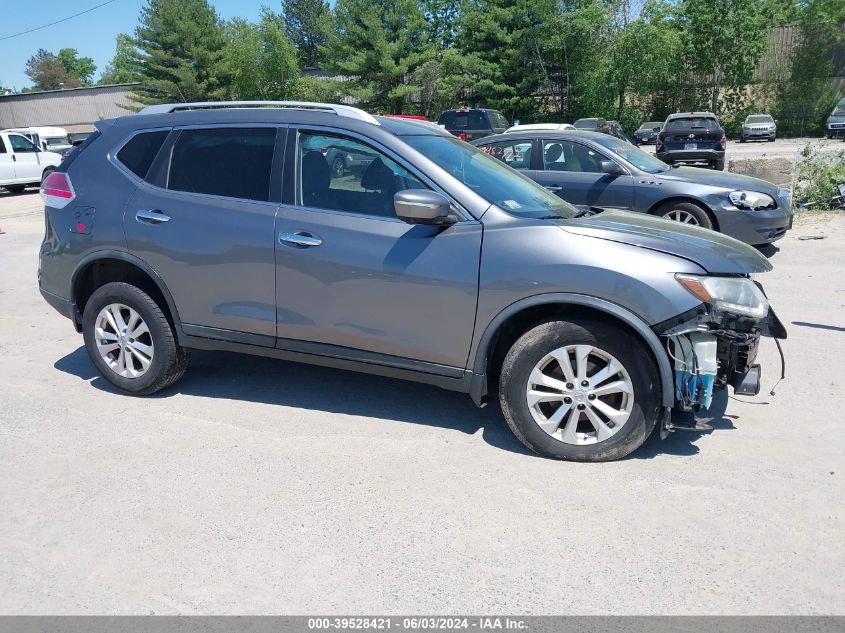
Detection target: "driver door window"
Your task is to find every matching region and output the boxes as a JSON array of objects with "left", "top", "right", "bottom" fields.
[
  {"left": 542, "top": 140, "right": 604, "bottom": 173},
  {"left": 8, "top": 134, "right": 38, "bottom": 153},
  {"left": 297, "top": 133, "right": 427, "bottom": 219}
]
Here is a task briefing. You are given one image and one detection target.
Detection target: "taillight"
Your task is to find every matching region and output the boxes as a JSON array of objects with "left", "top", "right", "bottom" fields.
[
  {"left": 656, "top": 137, "right": 664, "bottom": 151},
  {"left": 40, "top": 171, "right": 75, "bottom": 209},
  {"left": 457, "top": 132, "right": 468, "bottom": 141},
  {"left": 719, "top": 135, "right": 727, "bottom": 149}
]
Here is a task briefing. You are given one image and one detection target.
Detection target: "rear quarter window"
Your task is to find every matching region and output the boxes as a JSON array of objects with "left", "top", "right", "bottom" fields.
[{"left": 116, "top": 130, "right": 169, "bottom": 179}]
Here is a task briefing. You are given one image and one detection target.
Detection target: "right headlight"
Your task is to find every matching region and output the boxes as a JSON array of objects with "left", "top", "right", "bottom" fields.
[
  {"left": 676, "top": 274, "right": 769, "bottom": 319},
  {"left": 729, "top": 190, "right": 776, "bottom": 210}
]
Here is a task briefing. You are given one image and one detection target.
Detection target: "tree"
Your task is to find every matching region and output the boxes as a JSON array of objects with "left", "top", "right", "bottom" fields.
[
  {"left": 57, "top": 48, "right": 97, "bottom": 86},
  {"left": 681, "top": 0, "right": 770, "bottom": 112},
  {"left": 282, "top": 0, "right": 332, "bottom": 68},
  {"left": 325, "top": 0, "right": 431, "bottom": 113},
  {"left": 25, "top": 49, "right": 80, "bottom": 91},
  {"left": 99, "top": 34, "right": 138, "bottom": 84},
  {"left": 131, "top": 0, "right": 230, "bottom": 105},
  {"left": 225, "top": 10, "right": 301, "bottom": 100}
]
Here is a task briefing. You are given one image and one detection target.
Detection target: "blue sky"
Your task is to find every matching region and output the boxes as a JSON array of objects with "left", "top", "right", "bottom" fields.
[{"left": 0, "top": 0, "right": 268, "bottom": 90}]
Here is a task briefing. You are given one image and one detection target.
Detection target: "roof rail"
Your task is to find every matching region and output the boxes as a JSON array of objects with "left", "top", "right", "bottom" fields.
[{"left": 137, "top": 101, "right": 380, "bottom": 125}]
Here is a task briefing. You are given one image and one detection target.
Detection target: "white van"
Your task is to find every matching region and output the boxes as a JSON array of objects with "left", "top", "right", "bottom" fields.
[
  {"left": 0, "top": 131, "right": 63, "bottom": 192},
  {"left": 4, "top": 126, "right": 73, "bottom": 152}
]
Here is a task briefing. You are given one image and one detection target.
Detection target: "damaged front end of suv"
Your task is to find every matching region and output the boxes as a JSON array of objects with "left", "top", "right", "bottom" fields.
[{"left": 655, "top": 274, "right": 787, "bottom": 429}]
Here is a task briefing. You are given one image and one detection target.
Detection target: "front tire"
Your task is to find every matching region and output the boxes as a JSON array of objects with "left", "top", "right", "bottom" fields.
[
  {"left": 82, "top": 282, "right": 188, "bottom": 395},
  {"left": 656, "top": 200, "right": 714, "bottom": 230},
  {"left": 499, "top": 319, "right": 661, "bottom": 461}
]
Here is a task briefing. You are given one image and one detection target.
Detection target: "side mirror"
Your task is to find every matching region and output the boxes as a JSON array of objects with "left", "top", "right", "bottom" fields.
[
  {"left": 600, "top": 160, "right": 623, "bottom": 175},
  {"left": 394, "top": 190, "right": 455, "bottom": 225}
]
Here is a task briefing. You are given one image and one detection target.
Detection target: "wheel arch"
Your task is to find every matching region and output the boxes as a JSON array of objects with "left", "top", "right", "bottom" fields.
[
  {"left": 649, "top": 196, "right": 720, "bottom": 231},
  {"left": 71, "top": 251, "right": 182, "bottom": 339},
  {"left": 469, "top": 294, "right": 674, "bottom": 409}
]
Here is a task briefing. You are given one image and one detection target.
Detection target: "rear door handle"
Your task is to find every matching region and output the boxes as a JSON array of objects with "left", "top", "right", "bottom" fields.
[
  {"left": 544, "top": 185, "right": 562, "bottom": 192},
  {"left": 279, "top": 231, "right": 322, "bottom": 248},
  {"left": 136, "top": 209, "right": 170, "bottom": 224}
]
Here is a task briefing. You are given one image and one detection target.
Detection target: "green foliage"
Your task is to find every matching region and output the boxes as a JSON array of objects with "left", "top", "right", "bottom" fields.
[
  {"left": 794, "top": 143, "right": 845, "bottom": 208},
  {"left": 25, "top": 49, "right": 82, "bottom": 91},
  {"left": 131, "top": 0, "right": 230, "bottom": 105},
  {"left": 681, "top": 0, "right": 770, "bottom": 113},
  {"left": 99, "top": 34, "right": 138, "bottom": 85},
  {"left": 225, "top": 10, "right": 301, "bottom": 100},
  {"left": 57, "top": 49, "right": 97, "bottom": 86},
  {"left": 325, "top": 0, "right": 430, "bottom": 113},
  {"left": 282, "top": 0, "right": 332, "bottom": 68}
]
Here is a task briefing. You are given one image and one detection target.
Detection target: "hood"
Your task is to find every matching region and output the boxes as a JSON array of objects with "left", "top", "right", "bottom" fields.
[
  {"left": 658, "top": 166, "right": 781, "bottom": 196},
  {"left": 560, "top": 209, "right": 772, "bottom": 274}
]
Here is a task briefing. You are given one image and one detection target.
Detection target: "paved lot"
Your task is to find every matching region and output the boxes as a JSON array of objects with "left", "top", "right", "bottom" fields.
[
  {"left": 638, "top": 135, "right": 843, "bottom": 159},
  {"left": 0, "top": 190, "right": 843, "bottom": 615}
]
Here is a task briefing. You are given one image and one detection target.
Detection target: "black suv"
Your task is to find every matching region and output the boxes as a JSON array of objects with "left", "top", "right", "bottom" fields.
[
  {"left": 437, "top": 108, "right": 509, "bottom": 142},
  {"left": 656, "top": 112, "right": 727, "bottom": 171}
]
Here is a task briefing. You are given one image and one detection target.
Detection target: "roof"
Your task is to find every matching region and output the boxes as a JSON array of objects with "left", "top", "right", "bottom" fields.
[
  {"left": 471, "top": 129, "right": 612, "bottom": 143},
  {"left": 667, "top": 111, "right": 717, "bottom": 119}
]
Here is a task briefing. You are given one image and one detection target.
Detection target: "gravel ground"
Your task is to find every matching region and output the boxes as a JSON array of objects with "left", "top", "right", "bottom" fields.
[{"left": 0, "top": 190, "right": 843, "bottom": 615}]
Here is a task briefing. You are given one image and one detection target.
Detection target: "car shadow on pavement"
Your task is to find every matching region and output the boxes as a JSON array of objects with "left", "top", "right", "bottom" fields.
[
  {"left": 55, "top": 346, "right": 534, "bottom": 457},
  {"left": 757, "top": 243, "right": 780, "bottom": 259},
  {"left": 631, "top": 389, "right": 737, "bottom": 460}
]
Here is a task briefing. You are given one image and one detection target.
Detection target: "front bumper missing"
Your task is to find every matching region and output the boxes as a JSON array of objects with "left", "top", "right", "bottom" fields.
[{"left": 654, "top": 302, "right": 786, "bottom": 429}]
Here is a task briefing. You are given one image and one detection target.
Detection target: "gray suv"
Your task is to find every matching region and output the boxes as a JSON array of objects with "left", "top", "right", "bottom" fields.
[{"left": 38, "top": 101, "right": 786, "bottom": 462}]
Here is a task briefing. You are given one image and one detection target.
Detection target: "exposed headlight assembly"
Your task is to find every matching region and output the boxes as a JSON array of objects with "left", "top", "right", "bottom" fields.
[
  {"left": 729, "top": 190, "right": 776, "bottom": 210},
  {"left": 676, "top": 274, "right": 769, "bottom": 319}
]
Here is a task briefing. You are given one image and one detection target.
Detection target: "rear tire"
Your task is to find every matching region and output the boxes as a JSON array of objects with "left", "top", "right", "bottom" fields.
[
  {"left": 82, "top": 282, "right": 188, "bottom": 395},
  {"left": 655, "top": 200, "right": 714, "bottom": 230},
  {"left": 499, "top": 319, "right": 661, "bottom": 461}
]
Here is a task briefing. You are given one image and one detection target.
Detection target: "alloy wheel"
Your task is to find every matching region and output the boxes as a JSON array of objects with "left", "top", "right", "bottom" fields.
[
  {"left": 94, "top": 303, "right": 155, "bottom": 378},
  {"left": 525, "top": 345, "right": 634, "bottom": 445},
  {"left": 663, "top": 209, "right": 701, "bottom": 225}
]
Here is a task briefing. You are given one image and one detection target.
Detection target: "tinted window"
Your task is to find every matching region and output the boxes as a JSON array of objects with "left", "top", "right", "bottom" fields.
[
  {"left": 638, "top": 122, "right": 662, "bottom": 131},
  {"left": 168, "top": 128, "right": 276, "bottom": 201},
  {"left": 490, "top": 111, "right": 509, "bottom": 129},
  {"left": 297, "top": 132, "right": 427, "bottom": 218},
  {"left": 590, "top": 135, "right": 668, "bottom": 174},
  {"left": 479, "top": 140, "right": 533, "bottom": 170},
  {"left": 404, "top": 135, "right": 577, "bottom": 219},
  {"left": 438, "top": 111, "right": 489, "bottom": 130},
  {"left": 573, "top": 119, "right": 597, "bottom": 129},
  {"left": 117, "top": 130, "right": 169, "bottom": 179},
  {"left": 8, "top": 134, "right": 38, "bottom": 153},
  {"left": 665, "top": 117, "right": 719, "bottom": 131}
]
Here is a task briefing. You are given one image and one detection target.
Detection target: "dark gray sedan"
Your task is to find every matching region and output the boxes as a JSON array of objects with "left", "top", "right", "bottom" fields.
[{"left": 473, "top": 130, "right": 793, "bottom": 245}]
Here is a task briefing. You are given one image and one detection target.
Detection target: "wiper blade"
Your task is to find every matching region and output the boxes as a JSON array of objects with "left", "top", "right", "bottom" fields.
[{"left": 572, "top": 206, "right": 605, "bottom": 218}]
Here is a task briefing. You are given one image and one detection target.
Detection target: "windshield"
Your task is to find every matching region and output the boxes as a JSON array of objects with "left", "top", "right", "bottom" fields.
[
  {"left": 746, "top": 115, "right": 773, "bottom": 124},
  {"left": 638, "top": 122, "right": 662, "bottom": 131},
  {"left": 665, "top": 117, "right": 719, "bottom": 131},
  {"left": 573, "top": 119, "right": 597, "bottom": 129},
  {"left": 832, "top": 106, "right": 845, "bottom": 116},
  {"left": 590, "top": 134, "right": 669, "bottom": 174},
  {"left": 403, "top": 135, "right": 578, "bottom": 219}
]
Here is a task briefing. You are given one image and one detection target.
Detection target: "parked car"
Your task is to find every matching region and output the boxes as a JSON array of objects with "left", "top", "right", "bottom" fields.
[
  {"left": 436, "top": 107, "right": 509, "bottom": 141},
  {"left": 3, "top": 126, "right": 72, "bottom": 153},
  {"left": 656, "top": 112, "right": 727, "bottom": 170},
  {"left": 302, "top": 134, "right": 372, "bottom": 178},
  {"left": 39, "top": 100, "right": 786, "bottom": 462},
  {"left": 573, "top": 117, "right": 610, "bottom": 134},
  {"left": 634, "top": 121, "right": 663, "bottom": 144},
  {"left": 506, "top": 123, "right": 575, "bottom": 133},
  {"left": 472, "top": 130, "right": 792, "bottom": 245},
  {"left": 825, "top": 97, "right": 845, "bottom": 139},
  {"left": 0, "top": 130, "right": 62, "bottom": 193},
  {"left": 70, "top": 132, "right": 94, "bottom": 146},
  {"left": 739, "top": 114, "right": 777, "bottom": 143}
]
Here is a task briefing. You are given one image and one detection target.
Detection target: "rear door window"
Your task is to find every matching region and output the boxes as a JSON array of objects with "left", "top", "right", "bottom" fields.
[
  {"left": 167, "top": 127, "right": 277, "bottom": 202},
  {"left": 117, "top": 130, "right": 169, "bottom": 179},
  {"left": 479, "top": 140, "right": 533, "bottom": 170}
]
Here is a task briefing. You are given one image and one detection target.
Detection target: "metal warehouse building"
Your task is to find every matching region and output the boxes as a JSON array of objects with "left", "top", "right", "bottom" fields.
[{"left": 0, "top": 83, "right": 140, "bottom": 133}]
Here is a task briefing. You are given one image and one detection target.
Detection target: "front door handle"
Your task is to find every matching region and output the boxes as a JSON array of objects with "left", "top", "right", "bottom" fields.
[
  {"left": 136, "top": 209, "right": 171, "bottom": 224},
  {"left": 279, "top": 231, "right": 322, "bottom": 248},
  {"left": 544, "top": 185, "right": 562, "bottom": 192}
]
